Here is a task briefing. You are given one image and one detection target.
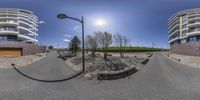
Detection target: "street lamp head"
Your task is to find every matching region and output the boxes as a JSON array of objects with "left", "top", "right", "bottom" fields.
[{"left": 57, "top": 14, "right": 68, "bottom": 19}]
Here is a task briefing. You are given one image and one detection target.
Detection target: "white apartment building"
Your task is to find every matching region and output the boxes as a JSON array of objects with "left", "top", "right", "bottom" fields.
[
  {"left": 169, "top": 8, "right": 200, "bottom": 56},
  {"left": 0, "top": 8, "right": 38, "bottom": 43}
]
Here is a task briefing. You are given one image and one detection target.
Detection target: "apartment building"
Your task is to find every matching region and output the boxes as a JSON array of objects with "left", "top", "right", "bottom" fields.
[
  {"left": 169, "top": 8, "right": 200, "bottom": 56},
  {"left": 0, "top": 8, "right": 44, "bottom": 57}
]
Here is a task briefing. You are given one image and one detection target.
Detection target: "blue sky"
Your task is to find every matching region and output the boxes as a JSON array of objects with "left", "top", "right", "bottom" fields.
[{"left": 1, "top": 0, "right": 200, "bottom": 48}]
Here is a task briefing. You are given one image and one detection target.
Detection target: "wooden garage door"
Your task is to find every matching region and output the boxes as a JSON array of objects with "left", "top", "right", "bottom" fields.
[{"left": 0, "top": 48, "right": 22, "bottom": 57}]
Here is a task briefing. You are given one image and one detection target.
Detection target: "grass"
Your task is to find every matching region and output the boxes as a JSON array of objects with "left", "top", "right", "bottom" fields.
[{"left": 96, "top": 46, "right": 163, "bottom": 52}]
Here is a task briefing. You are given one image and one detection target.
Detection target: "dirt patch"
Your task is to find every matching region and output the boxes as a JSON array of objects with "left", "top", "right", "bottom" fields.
[{"left": 66, "top": 54, "right": 149, "bottom": 79}]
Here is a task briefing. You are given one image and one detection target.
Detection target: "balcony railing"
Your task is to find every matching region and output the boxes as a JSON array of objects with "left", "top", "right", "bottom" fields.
[
  {"left": 168, "top": 30, "right": 179, "bottom": 37},
  {"left": 188, "top": 21, "right": 200, "bottom": 27},
  {"left": 168, "top": 37, "right": 179, "bottom": 43},
  {"left": 18, "top": 34, "right": 38, "bottom": 42},
  {"left": 168, "top": 24, "right": 179, "bottom": 33}
]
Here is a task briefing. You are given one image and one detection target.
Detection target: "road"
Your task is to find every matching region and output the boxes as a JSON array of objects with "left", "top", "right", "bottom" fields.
[{"left": 0, "top": 52, "right": 200, "bottom": 100}]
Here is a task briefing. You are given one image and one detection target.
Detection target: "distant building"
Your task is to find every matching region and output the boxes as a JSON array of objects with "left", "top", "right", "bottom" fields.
[
  {"left": 0, "top": 8, "right": 44, "bottom": 57},
  {"left": 168, "top": 8, "right": 200, "bottom": 56}
]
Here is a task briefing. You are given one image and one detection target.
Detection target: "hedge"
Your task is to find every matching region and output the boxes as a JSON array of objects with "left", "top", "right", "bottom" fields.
[{"left": 96, "top": 46, "right": 163, "bottom": 52}]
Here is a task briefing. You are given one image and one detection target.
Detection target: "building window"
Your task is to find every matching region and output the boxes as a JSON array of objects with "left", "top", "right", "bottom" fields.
[
  {"left": 189, "top": 36, "right": 197, "bottom": 42},
  {"left": 0, "top": 35, "right": 17, "bottom": 41},
  {"left": 0, "top": 36, "right": 7, "bottom": 41},
  {"left": 171, "top": 40, "right": 179, "bottom": 46},
  {"left": 197, "top": 35, "right": 200, "bottom": 41},
  {"left": 7, "top": 35, "right": 17, "bottom": 41},
  {"left": 182, "top": 30, "right": 187, "bottom": 36},
  {"left": 3, "top": 26, "right": 17, "bottom": 31},
  {"left": 180, "top": 39, "right": 187, "bottom": 44},
  {"left": 182, "top": 24, "right": 187, "bottom": 29}
]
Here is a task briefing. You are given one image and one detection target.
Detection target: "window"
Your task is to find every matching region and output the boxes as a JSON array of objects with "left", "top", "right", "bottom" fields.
[
  {"left": 3, "top": 26, "right": 17, "bottom": 31},
  {"left": 182, "top": 24, "right": 187, "bottom": 29},
  {"left": 182, "top": 30, "right": 187, "bottom": 36},
  {"left": 7, "top": 35, "right": 17, "bottom": 41},
  {"left": 189, "top": 36, "right": 197, "bottom": 42},
  {"left": 0, "top": 35, "right": 17, "bottom": 41},
  {"left": 171, "top": 40, "right": 179, "bottom": 46},
  {"left": 197, "top": 35, "right": 200, "bottom": 41},
  {"left": 180, "top": 39, "right": 186, "bottom": 43},
  {"left": 0, "top": 36, "right": 7, "bottom": 41}
]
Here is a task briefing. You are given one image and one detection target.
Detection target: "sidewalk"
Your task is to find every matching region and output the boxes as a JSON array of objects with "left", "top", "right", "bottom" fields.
[
  {"left": 15, "top": 51, "right": 76, "bottom": 80},
  {"left": 169, "top": 52, "right": 200, "bottom": 68}
]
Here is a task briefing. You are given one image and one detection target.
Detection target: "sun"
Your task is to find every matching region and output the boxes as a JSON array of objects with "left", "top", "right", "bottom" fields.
[{"left": 94, "top": 19, "right": 107, "bottom": 26}]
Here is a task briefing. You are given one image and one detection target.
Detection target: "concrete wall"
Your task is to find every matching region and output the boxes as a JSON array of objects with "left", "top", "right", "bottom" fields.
[
  {"left": 170, "top": 41, "right": 200, "bottom": 56},
  {"left": 0, "top": 41, "right": 45, "bottom": 56}
]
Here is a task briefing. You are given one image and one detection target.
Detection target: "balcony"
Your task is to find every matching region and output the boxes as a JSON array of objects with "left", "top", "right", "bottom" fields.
[
  {"left": 0, "top": 20, "right": 18, "bottom": 26},
  {"left": 19, "top": 20, "right": 38, "bottom": 31},
  {"left": 168, "top": 17, "right": 178, "bottom": 25},
  {"left": 188, "top": 13, "right": 200, "bottom": 18},
  {"left": 0, "top": 31, "right": 18, "bottom": 35},
  {"left": 168, "top": 24, "right": 179, "bottom": 33},
  {"left": 168, "top": 30, "right": 179, "bottom": 37},
  {"left": 0, "top": 16, "right": 18, "bottom": 20},
  {"left": 18, "top": 34, "right": 38, "bottom": 42},
  {"left": 188, "top": 16, "right": 200, "bottom": 21},
  {"left": 168, "top": 37, "right": 179, "bottom": 43},
  {"left": 18, "top": 26, "right": 38, "bottom": 36},
  {"left": 187, "top": 30, "right": 200, "bottom": 36},
  {"left": 19, "top": 17, "right": 38, "bottom": 27},
  {"left": 168, "top": 20, "right": 179, "bottom": 27},
  {"left": 168, "top": 20, "right": 179, "bottom": 29},
  {"left": 188, "top": 21, "right": 200, "bottom": 27}
]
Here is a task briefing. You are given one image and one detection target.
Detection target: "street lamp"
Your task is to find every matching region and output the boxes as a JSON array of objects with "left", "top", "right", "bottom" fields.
[{"left": 57, "top": 14, "right": 85, "bottom": 72}]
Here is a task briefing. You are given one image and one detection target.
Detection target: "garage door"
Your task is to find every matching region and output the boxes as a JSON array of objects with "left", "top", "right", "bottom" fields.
[{"left": 0, "top": 48, "right": 22, "bottom": 57}]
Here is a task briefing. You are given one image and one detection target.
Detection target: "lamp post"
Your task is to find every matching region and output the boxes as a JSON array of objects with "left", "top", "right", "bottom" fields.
[{"left": 57, "top": 14, "right": 85, "bottom": 72}]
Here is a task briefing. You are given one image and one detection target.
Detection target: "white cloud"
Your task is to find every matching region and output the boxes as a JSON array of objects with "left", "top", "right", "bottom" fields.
[
  {"left": 73, "top": 26, "right": 80, "bottom": 30},
  {"left": 39, "top": 20, "right": 45, "bottom": 24},
  {"left": 64, "top": 34, "right": 72, "bottom": 38},
  {"left": 63, "top": 39, "right": 70, "bottom": 42}
]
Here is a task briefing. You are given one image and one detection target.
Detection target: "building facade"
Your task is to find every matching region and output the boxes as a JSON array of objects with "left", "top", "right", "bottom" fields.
[
  {"left": 0, "top": 8, "right": 45, "bottom": 57},
  {"left": 169, "top": 8, "right": 200, "bottom": 56}
]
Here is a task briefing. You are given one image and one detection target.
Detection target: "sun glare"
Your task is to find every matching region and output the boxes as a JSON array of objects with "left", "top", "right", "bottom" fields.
[{"left": 94, "top": 19, "right": 107, "bottom": 26}]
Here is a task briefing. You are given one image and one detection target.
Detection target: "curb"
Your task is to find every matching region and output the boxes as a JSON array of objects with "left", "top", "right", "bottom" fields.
[{"left": 97, "top": 67, "right": 137, "bottom": 80}]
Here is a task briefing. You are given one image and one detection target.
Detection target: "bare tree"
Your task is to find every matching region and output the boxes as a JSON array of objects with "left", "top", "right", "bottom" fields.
[
  {"left": 85, "top": 39, "right": 89, "bottom": 54},
  {"left": 114, "top": 33, "right": 129, "bottom": 57},
  {"left": 85, "top": 35, "right": 98, "bottom": 57},
  {"left": 95, "top": 31, "right": 112, "bottom": 59}
]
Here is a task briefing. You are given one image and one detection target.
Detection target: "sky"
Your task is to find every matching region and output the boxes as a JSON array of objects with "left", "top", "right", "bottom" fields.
[{"left": 0, "top": 0, "right": 200, "bottom": 48}]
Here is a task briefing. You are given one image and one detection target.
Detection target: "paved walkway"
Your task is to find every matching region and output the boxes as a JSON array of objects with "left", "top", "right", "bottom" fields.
[
  {"left": 0, "top": 53, "right": 200, "bottom": 100},
  {"left": 16, "top": 51, "right": 76, "bottom": 80}
]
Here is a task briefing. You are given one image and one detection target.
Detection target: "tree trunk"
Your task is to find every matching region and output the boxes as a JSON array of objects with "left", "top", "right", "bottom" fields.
[
  {"left": 74, "top": 49, "right": 77, "bottom": 56},
  {"left": 92, "top": 51, "right": 95, "bottom": 58},
  {"left": 86, "top": 50, "right": 88, "bottom": 54},
  {"left": 120, "top": 46, "right": 122, "bottom": 58},
  {"left": 104, "top": 51, "right": 107, "bottom": 59}
]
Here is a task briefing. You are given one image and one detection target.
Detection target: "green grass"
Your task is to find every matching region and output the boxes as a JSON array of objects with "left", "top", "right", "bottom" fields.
[{"left": 96, "top": 46, "right": 163, "bottom": 52}]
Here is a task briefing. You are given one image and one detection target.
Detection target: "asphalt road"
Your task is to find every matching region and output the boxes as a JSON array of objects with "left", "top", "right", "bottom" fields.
[{"left": 0, "top": 52, "right": 200, "bottom": 100}]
